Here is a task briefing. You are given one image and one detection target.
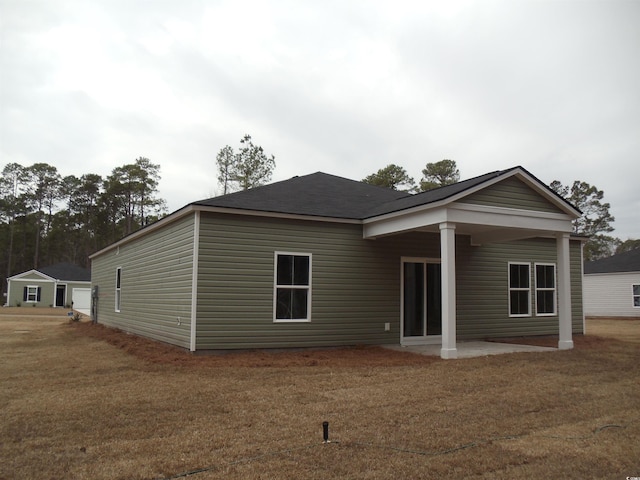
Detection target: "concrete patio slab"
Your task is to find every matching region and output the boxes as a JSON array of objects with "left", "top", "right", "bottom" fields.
[{"left": 384, "top": 341, "right": 557, "bottom": 359}]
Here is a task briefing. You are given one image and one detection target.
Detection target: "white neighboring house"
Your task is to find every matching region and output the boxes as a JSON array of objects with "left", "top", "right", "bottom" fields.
[{"left": 583, "top": 248, "right": 640, "bottom": 318}]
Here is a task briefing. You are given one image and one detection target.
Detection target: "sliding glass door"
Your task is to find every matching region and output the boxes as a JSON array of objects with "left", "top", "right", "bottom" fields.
[{"left": 402, "top": 259, "right": 442, "bottom": 344}]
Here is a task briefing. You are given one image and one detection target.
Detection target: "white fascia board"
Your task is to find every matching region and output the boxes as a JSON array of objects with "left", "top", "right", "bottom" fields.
[
  {"left": 363, "top": 202, "right": 574, "bottom": 239},
  {"left": 364, "top": 208, "right": 448, "bottom": 238},
  {"left": 8, "top": 270, "right": 56, "bottom": 282},
  {"left": 448, "top": 203, "right": 574, "bottom": 232},
  {"left": 584, "top": 271, "right": 640, "bottom": 277},
  {"left": 194, "top": 205, "right": 361, "bottom": 225}
]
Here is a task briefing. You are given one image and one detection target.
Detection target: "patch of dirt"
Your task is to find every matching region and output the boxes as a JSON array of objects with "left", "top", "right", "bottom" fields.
[
  {"left": 487, "top": 334, "right": 612, "bottom": 349},
  {"left": 1, "top": 306, "right": 70, "bottom": 316},
  {"left": 69, "top": 321, "right": 437, "bottom": 368}
]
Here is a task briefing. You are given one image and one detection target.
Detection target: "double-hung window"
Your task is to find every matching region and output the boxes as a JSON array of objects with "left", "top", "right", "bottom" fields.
[
  {"left": 115, "top": 267, "right": 122, "bottom": 312},
  {"left": 509, "top": 263, "right": 530, "bottom": 317},
  {"left": 274, "top": 252, "right": 311, "bottom": 322},
  {"left": 535, "top": 264, "right": 556, "bottom": 316},
  {"left": 633, "top": 284, "right": 640, "bottom": 308},
  {"left": 24, "top": 286, "right": 40, "bottom": 303}
]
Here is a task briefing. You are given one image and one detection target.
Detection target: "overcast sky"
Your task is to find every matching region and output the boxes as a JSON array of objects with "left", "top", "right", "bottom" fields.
[{"left": 1, "top": 0, "right": 638, "bottom": 239}]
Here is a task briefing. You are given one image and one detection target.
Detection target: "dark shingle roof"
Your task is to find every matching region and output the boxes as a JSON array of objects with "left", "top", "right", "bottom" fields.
[
  {"left": 191, "top": 165, "right": 581, "bottom": 223},
  {"left": 39, "top": 263, "right": 91, "bottom": 281},
  {"left": 584, "top": 248, "right": 640, "bottom": 274},
  {"left": 363, "top": 169, "right": 511, "bottom": 218},
  {"left": 193, "top": 172, "right": 411, "bottom": 219},
  {"left": 193, "top": 169, "right": 525, "bottom": 220}
]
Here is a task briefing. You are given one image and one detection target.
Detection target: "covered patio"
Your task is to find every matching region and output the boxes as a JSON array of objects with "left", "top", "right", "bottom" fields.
[
  {"left": 363, "top": 168, "right": 582, "bottom": 359},
  {"left": 385, "top": 340, "right": 557, "bottom": 359}
]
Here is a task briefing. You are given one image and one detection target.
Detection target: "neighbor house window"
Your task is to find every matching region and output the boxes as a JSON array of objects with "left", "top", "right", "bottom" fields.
[
  {"left": 509, "top": 263, "right": 530, "bottom": 317},
  {"left": 274, "top": 252, "right": 311, "bottom": 322},
  {"left": 24, "top": 286, "right": 41, "bottom": 303},
  {"left": 115, "top": 267, "right": 122, "bottom": 312},
  {"left": 633, "top": 284, "right": 640, "bottom": 308},
  {"left": 535, "top": 264, "right": 556, "bottom": 316}
]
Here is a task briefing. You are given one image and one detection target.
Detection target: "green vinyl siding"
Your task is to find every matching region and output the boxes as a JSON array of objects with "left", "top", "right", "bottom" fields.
[
  {"left": 91, "top": 214, "right": 195, "bottom": 348},
  {"left": 90, "top": 208, "right": 583, "bottom": 350},
  {"left": 9, "top": 281, "right": 53, "bottom": 307},
  {"left": 196, "top": 213, "right": 582, "bottom": 349},
  {"left": 456, "top": 237, "right": 583, "bottom": 339},
  {"left": 464, "top": 177, "right": 564, "bottom": 214},
  {"left": 195, "top": 213, "right": 441, "bottom": 349},
  {"left": 7, "top": 277, "right": 90, "bottom": 307}
]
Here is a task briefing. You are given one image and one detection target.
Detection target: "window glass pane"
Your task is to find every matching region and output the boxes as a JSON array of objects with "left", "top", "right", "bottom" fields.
[
  {"left": 293, "top": 256, "right": 309, "bottom": 285},
  {"left": 277, "top": 255, "right": 293, "bottom": 285},
  {"left": 426, "top": 263, "right": 442, "bottom": 336},
  {"left": 510, "top": 264, "right": 529, "bottom": 288},
  {"left": 537, "top": 291, "right": 555, "bottom": 314},
  {"left": 277, "top": 255, "right": 309, "bottom": 286},
  {"left": 276, "top": 288, "right": 292, "bottom": 319},
  {"left": 291, "top": 289, "right": 308, "bottom": 318},
  {"left": 536, "top": 265, "right": 555, "bottom": 288},
  {"left": 633, "top": 284, "right": 640, "bottom": 296},
  {"left": 634, "top": 297, "right": 640, "bottom": 307},
  {"left": 403, "top": 263, "right": 425, "bottom": 337},
  {"left": 276, "top": 288, "right": 308, "bottom": 319},
  {"left": 510, "top": 291, "right": 529, "bottom": 315}
]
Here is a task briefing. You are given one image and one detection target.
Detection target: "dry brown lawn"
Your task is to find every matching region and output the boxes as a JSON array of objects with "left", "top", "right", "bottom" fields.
[{"left": 1, "top": 309, "right": 639, "bottom": 480}]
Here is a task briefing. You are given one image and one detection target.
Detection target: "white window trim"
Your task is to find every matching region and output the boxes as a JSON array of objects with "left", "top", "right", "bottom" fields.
[
  {"left": 508, "top": 262, "right": 531, "bottom": 317},
  {"left": 632, "top": 284, "right": 640, "bottom": 309},
  {"left": 535, "top": 263, "right": 557, "bottom": 317},
  {"left": 25, "top": 285, "right": 39, "bottom": 303},
  {"left": 115, "top": 267, "right": 122, "bottom": 313},
  {"left": 273, "top": 251, "right": 312, "bottom": 323}
]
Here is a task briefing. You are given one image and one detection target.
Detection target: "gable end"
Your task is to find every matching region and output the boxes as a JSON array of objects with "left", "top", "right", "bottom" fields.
[{"left": 463, "top": 177, "right": 565, "bottom": 214}]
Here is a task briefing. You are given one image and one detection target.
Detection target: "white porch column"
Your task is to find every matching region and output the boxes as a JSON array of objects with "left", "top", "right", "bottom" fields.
[
  {"left": 440, "top": 222, "right": 457, "bottom": 359},
  {"left": 557, "top": 233, "right": 574, "bottom": 350}
]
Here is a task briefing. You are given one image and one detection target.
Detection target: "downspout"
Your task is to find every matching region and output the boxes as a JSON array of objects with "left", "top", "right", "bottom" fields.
[
  {"left": 580, "top": 240, "right": 586, "bottom": 335},
  {"left": 190, "top": 210, "right": 200, "bottom": 352}
]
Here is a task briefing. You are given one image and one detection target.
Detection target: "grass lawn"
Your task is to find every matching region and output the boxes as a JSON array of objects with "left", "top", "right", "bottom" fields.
[{"left": 1, "top": 309, "right": 638, "bottom": 479}]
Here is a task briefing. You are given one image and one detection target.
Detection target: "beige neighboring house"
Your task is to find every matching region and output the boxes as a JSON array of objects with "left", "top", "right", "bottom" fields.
[
  {"left": 6, "top": 263, "right": 92, "bottom": 314},
  {"left": 583, "top": 248, "right": 640, "bottom": 318}
]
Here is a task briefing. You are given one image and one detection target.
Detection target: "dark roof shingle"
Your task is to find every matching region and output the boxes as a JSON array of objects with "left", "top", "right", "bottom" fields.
[
  {"left": 363, "top": 169, "right": 510, "bottom": 218},
  {"left": 584, "top": 248, "right": 640, "bottom": 274},
  {"left": 192, "top": 169, "right": 522, "bottom": 220},
  {"left": 193, "top": 172, "right": 411, "bottom": 219},
  {"left": 39, "top": 263, "right": 91, "bottom": 281}
]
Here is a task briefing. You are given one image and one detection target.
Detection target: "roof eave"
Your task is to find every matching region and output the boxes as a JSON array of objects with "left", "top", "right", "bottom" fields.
[{"left": 89, "top": 204, "right": 197, "bottom": 259}]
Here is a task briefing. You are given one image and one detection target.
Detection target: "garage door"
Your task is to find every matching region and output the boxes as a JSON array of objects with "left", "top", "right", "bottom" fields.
[{"left": 72, "top": 288, "right": 91, "bottom": 315}]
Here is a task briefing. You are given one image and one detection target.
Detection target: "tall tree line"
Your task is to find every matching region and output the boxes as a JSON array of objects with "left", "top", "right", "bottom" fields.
[{"left": 0, "top": 158, "right": 166, "bottom": 296}]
